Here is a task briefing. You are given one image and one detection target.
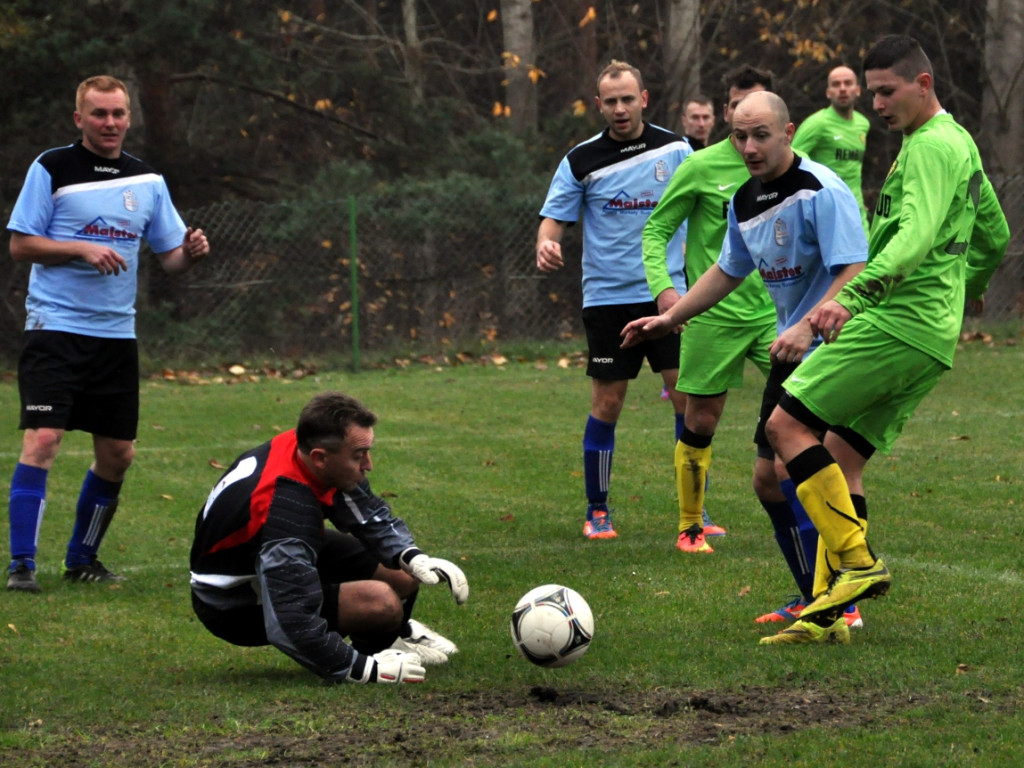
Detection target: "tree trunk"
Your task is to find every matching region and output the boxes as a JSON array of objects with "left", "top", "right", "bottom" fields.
[
  {"left": 981, "top": 0, "right": 1024, "bottom": 173},
  {"left": 500, "top": 0, "right": 537, "bottom": 134},
  {"left": 664, "top": 0, "right": 702, "bottom": 127},
  {"left": 402, "top": 0, "right": 424, "bottom": 106}
]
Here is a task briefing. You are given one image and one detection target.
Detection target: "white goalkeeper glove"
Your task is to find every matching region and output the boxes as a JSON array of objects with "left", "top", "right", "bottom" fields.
[
  {"left": 400, "top": 548, "right": 469, "bottom": 605},
  {"left": 347, "top": 649, "right": 426, "bottom": 684}
]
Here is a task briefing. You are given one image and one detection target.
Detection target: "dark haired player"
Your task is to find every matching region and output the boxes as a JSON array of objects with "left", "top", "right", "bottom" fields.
[
  {"left": 191, "top": 391, "right": 468, "bottom": 683},
  {"left": 641, "top": 65, "right": 778, "bottom": 554},
  {"left": 762, "top": 35, "right": 1009, "bottom": 644}
]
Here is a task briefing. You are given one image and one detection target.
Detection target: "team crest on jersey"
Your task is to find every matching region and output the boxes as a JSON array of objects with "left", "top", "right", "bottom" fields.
[
  {"left": 773, "top": 218, "right": 789, "bottom": 246},
  {"left": 654, "top": 159, "right": 671, "bottom": 183},
  {"left": 123, "top": 189, "right": 139, "bottom": 212}
]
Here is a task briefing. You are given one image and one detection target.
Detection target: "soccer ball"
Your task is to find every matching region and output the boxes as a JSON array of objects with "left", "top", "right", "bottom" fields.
[{"left": 510, "top": 584, "right": 594, "bottom": 668}]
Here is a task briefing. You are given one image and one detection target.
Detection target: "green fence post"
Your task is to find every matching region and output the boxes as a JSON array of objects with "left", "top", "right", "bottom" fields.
[{"left": 349, "top": 195, "right": 360, "bottom": 373}]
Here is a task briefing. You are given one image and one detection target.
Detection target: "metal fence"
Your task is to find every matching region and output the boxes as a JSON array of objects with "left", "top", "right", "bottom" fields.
[{"left": 0, "top": 178, "right": 1019, "bottom": 368}]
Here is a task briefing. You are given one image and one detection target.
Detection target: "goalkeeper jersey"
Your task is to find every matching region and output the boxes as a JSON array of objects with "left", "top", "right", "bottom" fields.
[
  {"left": 190, "top": 429, "right": 418, "bottom": 681},
  {"left": 539, "top": 122, "right": 691, "bottom": 307},
  {"left": 835, "top": 113, "right": 1009, "bottom": 367},
  {"left": 720, "top": 156, "right": 867, "bottom": 349},
  {"left": 643, "top": 137, "right": 774, "bottom": 326}
]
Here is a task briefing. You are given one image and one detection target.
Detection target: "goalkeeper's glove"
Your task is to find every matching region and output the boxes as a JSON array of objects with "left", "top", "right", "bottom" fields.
[
  {"left": 400, "top": 548, "right": 469, "bottom": 605},
  {"left": 346, "top": 649, "right": 426, "bottom": 684}
]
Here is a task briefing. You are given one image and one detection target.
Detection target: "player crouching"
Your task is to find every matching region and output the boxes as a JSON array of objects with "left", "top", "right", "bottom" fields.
[{"left": 190, "top": 392, "right": 468, "bottom": 683}]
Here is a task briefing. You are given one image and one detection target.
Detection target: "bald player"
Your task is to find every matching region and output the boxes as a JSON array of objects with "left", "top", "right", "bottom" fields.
[{"left": 793, "top": 65, "right": 871, "bottom": 232}]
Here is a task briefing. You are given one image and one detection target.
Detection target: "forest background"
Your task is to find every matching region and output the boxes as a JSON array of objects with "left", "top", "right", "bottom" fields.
[{"left": 0, "top": 0, "right": 1020, "bottom": 365}]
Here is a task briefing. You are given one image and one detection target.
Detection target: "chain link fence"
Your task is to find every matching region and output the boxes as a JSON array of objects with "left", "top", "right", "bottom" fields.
[{"left": 0, "top": 179, "right": 1019, "bottom": 369}]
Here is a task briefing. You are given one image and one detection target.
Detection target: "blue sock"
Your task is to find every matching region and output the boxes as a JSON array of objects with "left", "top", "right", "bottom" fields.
[
  {"left": 583, "top": 415, "right": 615, "bottom": 518},
  {"left": 674, "top": 413, "right": 686, "bottom": 443},
  {"left": 780, "top": 477, "right": 818, "bottom": 599},
  {"left": 66, "top": 470, "right": 122, "bottom": 568},
  {"left": 8, "top": 463, "right": 48, "bottom": 571}
]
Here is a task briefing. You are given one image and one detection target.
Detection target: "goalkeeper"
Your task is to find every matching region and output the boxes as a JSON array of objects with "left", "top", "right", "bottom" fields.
[{"left": 190, "top": 391, "right": 468, "bottom": 683}]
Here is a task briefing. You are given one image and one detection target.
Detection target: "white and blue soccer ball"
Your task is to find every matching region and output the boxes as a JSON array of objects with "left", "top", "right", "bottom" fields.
[{"left": 510, "top": 584, "right": 594, "bottom": 668}]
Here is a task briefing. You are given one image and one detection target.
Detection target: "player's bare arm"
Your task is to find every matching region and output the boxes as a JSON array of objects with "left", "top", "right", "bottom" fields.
[
  {"left": 536, "top": 218, "right": 566, "bottom": 273},
  {"left": 620, "top": 311, "right": 673, "bottom": 348},
  {"left": 655, "top": 287, "right": 682, "bottom": 314},
  {"left": 157, "top": 227, "right": 210, "bottom": 275},
  {"left": 622, "top": 265, "right": 743, "bottom": 348},
  {"left": 9, "top": 232, "right": 128, "bottom": 275},
  {"left": 771, "top": 261, "right": 864, "bottom": 359}
]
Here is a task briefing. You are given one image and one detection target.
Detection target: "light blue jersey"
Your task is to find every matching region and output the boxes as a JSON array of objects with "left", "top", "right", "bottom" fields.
[
  {"left": 8, "top": 142, "right": 187, "bottom": 339},
  {"left": 719, "top": 156, "right": 867, "bottom": 352},
  {"left": 539, "top": 123, "right": 690, "bottom": 307}
]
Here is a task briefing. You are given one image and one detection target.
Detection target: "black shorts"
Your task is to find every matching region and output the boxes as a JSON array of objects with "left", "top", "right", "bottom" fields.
[
  {"left": 582, "top": 302, "right": 681, "bottom": 380},
  {"left": 17, "top": 330, "right": 139, "bottom": 440},
  {"left": 191, "top": 530, "right": 383, "bottom": 647},
  {"left": 753, "top": 362, "right": 800, "bottom": 459}
]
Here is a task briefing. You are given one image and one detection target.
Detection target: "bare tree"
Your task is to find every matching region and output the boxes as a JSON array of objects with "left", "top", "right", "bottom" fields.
[
  {"left": 403, "top": 0, "right": 425, "bottom": 105},
  {"left": 500, "top": 0, "right": 538, "bottom": 134},
  {"left": 981, "top": 0, "right": 1024, "bottom": 175},
  {"left": 663, "top": 0, "right": 702, "bottom": 126}
]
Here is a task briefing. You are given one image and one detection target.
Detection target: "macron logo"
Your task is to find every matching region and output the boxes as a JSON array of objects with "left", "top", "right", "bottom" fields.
[{"left": 76, "top": 216, "right": 139, "bottom": 242}]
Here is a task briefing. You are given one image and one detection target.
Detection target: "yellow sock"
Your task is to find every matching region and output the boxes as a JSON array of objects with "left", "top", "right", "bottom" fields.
[
  {"left": 796, "top": 462, "right": 872, "bottom": 570},
  {"left": 675, "top": 440, "right": 710, "bottom": 533}
]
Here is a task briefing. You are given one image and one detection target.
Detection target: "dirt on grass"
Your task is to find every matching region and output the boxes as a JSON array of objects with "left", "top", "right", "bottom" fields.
[{"left": 17, "top": 684, "right": 926, "bottom": 767}]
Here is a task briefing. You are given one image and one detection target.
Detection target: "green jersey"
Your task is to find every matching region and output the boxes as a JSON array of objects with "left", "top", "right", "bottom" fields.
[
  {"left": 835, "top": 113, "right": 1009, "bottom": 367},
  {"left": 792, "top": 106, "right": 871, "bottom": 231},
  {"left": 642, "top": 137, "right": 774, "bottom": 327}
]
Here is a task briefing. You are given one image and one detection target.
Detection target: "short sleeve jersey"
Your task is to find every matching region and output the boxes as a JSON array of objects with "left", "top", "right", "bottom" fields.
[
  {"left": 7, "top": 141, "right": 187, "bottom": 338},
  {"left": 792, "top": 107, "right": 870, "bottom": 228},
  {"left": 836, "top": 113, "right": 1009, "bottom": 367},
  {"left": 720, "top": 156, "right": 868, "bottom": 351},
  {"left": 643, "top": 137, "right": 775, "bottom": 326},
  {"left": 539, "top": 123, "right": 691, "bottom": 307}
]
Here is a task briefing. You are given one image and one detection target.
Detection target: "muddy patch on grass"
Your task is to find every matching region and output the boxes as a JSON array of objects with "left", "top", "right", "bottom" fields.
[{"left": 14, "top": 685, "right": 923, "bottom": 766}]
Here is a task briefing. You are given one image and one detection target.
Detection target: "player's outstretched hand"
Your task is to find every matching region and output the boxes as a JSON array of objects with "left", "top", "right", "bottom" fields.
[
  {"left": 620, "top": 314, "right": 672, "bottom": 348},
  {"left": 401, "top": 550, "right": 469, "bottom": 605}
]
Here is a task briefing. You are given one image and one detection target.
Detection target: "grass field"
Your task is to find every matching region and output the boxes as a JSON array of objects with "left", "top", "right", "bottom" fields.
[{"left": 0, "top": 335, "right": 1021, "bottom": 767}]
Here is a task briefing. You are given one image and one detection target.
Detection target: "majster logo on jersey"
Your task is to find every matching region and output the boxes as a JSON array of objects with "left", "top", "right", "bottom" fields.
[{"left": 76, "top": 216, "right": 139, "bottom": 242}]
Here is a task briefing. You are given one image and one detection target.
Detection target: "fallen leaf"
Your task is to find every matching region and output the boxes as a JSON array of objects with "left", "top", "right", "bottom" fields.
[
  {"left": 160, "top": 493, "right": 173, "bottom": 500},
  {"left": 228, "top": 364, "right": 246, "bottom": 376},
  {"left": 737, "top": 585, "right": 751, "bottom": 597},
  {"left": 209, "top": 459, "right": 228, "bottom": 470},
  {"left": 8, "top": 623, "right": 18, "bottom": 634},
  {"left": 948, "top": 435, "right": 971, "bottom": 441}
]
